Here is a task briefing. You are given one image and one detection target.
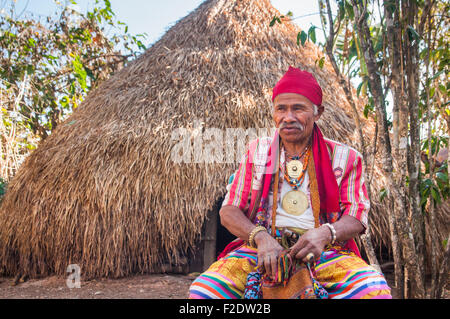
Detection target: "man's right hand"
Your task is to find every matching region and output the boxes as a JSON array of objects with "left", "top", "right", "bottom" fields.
[
  {"left": 254, "top": 231, "right": 284, "bottom": 280},
  {"left": 219, "top": 205, "right": 284, "bottom": 280}
]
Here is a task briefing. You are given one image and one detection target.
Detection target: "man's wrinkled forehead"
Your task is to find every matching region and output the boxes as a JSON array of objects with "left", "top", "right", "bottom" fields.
[{"left": 273, "top": 93, "right": 314, "bottom": 106}]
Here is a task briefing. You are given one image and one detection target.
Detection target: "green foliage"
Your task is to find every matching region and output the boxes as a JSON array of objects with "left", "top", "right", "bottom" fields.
[
  {"left": 297, "top": 30, "right": 307, "bottom": 46},
  {"left": 317, "top": 56, "right": 325, "bottom": 69},
  {"left": 379, "top": 187, "right": 388, "bottom": 202},
  {"left": 308, "top": 26, "right": 317, "bottom": 44},
  {"left": 269, "top": 11, "right": 293, "bottom": 28},
  {"left": 0, "top": 0, "right": 147, "bottom": 142},
  {"left": 269, "top": 16, "right": 282, "bottom": 27},
  {"left": 420, "top": 137, "right": 450, "bottom": 210},
  {"left": 294, "top": 26, "right": 317, "bottom": 47},
  {"left": 420, "top": 168, "right": 448, "bottom": 208},
  {"left": 0, "top": 177, "right": 6, "bottom": 202}
]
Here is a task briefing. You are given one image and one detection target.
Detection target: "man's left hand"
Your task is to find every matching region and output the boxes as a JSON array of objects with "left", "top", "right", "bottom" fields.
[{"left": 288, "top": 226, "right": 331, "bottom": 263}]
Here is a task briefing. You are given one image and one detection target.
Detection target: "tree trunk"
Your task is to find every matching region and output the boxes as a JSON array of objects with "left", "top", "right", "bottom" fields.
[
  {"left": 404, "top": 0, "right": 426, "bottom": 296},
  {"left": 435, "top": 234, "right": 450, "bottom": 298},
  {"left": 387, "top": 197, "right": 404, "bottom": 295},
  {"left": 384, "top": 1, "right": 407, "bottom": 296},
  {"left": 352, "top": 0, "right": 426, "bottom": 298},
  {"left": 423, "top": 14, "right": 441, "bottom": 298}
]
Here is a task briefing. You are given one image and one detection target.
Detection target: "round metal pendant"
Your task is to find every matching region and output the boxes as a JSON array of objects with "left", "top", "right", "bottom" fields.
[
  {"left": 286, "top": 160, "right": 303, "bottom": 179},
  {"left": 281, "top": 190, "right": 309, "bottom": 216}
]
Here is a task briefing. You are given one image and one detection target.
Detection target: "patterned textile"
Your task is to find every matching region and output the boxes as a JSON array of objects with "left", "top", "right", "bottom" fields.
[
  {"left": 258, "top": 252, "right": 320, "bottom": 299},
  {"left": 314, "top": 248, "right": 392, "bottom": 299},
  {"left": 242, "top": 229, "right": 327, "bottom": 299},
  {"left": 243, "top": 271, "right": 262, "bottom": 299},
  {"left": 188, "top": 246, "right": 257, "bottom": 299},
  {"left": 306, "top": 263, "right": 328, "bottom": 299},
  {"left": 188, "top": 244, "right": 391, "bottom": 299}
]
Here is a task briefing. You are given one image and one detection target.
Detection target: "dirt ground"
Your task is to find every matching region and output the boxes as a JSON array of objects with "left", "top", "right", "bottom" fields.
[
  {"left": 0, "top": 273, "right": 197, "bottom": 299},
  {"left": 0, "top": 271, "right": 404, "bottom": 299}
]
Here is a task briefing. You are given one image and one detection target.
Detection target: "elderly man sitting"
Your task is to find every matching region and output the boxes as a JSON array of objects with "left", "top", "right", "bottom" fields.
[{"left": 189, "top": 67, "right": 391, "bottom": 299}]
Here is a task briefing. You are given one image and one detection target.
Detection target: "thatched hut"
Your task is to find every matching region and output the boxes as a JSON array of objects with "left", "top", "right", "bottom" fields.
[{"left": 0, "top": 0, "right": 388, "bottom": 279}]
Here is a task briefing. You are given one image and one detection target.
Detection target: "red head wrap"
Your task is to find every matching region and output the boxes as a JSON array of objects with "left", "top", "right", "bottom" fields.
[{"left": 272, "top": 66, "right": 323, "bottom": 106}]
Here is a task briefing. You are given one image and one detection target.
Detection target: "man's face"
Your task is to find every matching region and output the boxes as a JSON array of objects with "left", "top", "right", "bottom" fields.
[{"left": 273, "top": 93, "right": 323, "bottom": 145}]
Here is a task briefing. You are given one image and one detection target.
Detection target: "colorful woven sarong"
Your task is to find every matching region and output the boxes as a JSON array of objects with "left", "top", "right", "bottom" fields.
[
  {"left": 314, "top": 248, "right": 392, "bottom": 299},
  {"left": 188, "top": 245, "right": 391, "bottom": 299}
]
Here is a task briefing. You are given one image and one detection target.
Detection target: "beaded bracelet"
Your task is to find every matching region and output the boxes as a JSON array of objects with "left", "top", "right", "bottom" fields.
[
  {"left": 322, "top": 223, "right": 337, "bottom": 245},
  {"left": 248, "top": 226, "right": 267, "bottom": 248}
]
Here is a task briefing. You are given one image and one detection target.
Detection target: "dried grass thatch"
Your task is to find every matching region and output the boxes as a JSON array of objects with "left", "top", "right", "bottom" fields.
[{"left": 0, "top": 0, "right": 392, "bottom": 278}]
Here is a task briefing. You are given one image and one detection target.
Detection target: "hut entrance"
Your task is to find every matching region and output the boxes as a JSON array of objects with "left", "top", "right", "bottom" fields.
[{"left": 188, "top": 196, "right": 236, "bottom": 273}]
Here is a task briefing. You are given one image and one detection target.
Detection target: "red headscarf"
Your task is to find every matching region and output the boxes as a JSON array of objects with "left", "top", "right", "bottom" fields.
[{"left": 272, "top": 66, "right": 323, "bottom": 106}]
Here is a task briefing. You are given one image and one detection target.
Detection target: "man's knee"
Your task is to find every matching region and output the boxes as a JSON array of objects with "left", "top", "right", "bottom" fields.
[
  {"left": 188, "top": 272, "right": 243, "bottom": 299},
  {"left": 188, "top": 273, "right": 217, "bottom": 299}
]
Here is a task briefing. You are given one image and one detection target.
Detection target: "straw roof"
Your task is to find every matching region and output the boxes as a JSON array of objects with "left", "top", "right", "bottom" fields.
[{"left": 0, "top": 0, "right": 388, "bottom": 278}]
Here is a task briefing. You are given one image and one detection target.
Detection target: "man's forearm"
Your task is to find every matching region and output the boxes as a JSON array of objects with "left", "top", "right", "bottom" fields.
[
  {"left": 330, "top": 215, "right": 365, "bottom": 243},
  {"left": 219, "top": 205, "right": 257, "bottom": 241},
  {"left": 290, "top": 214, "right": 365, "bottom": 261}
]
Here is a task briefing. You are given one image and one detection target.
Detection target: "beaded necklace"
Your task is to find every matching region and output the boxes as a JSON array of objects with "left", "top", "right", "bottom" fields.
[{"left": 284, "top": 147, "right": 311, "bottom": 190}]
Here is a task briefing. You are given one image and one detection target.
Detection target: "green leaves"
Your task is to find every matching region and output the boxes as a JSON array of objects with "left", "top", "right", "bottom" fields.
[
  {"left": 269, "top": 11, "right": 293, "bottom": 27},
  {"left": 420, "top": 177, "right": 443, "bottom": 206},
  {"left": 297, "top": 26, "right": 317, "bottom": 47},
  {"left": 0, "top": 178, "right": 6, "bottom": 203},
  {"left": 436, "top": 171, "right": 448, "bottom": 187},
  {"left": 297, "top": 30, "right": 307, "bottom": 46},
  {"left": 363, "top": 96, "right": 374, "bottom": 118},
  {"left": 71, "top": 55, "right": 88, "bottom": 91},
  {"left": 357, "top": 78, "right": 368, "bottom": 97},
  {"left": 308, "top": 26, "right": 316, "bottom": 44},
  {"left": 420, "top": 162, "right": 449, "bottom": 210},
  {"left": 406, "top": 25, "right": 421, "bottom": 44},
  {"left": 317, "top": 56, "right": 325, "bottom": 69},
  {"left": 379, "top": 187, "right": 388, "bottom": 202},
  {"left": 269, "top": 16, "right": 282, "bottom": 27},
  {"left": 0, "top": 0, "right": 147, "bottom": 141},
  {"left": 59, "top": 96, "right": 70, "bottom": 109}
]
